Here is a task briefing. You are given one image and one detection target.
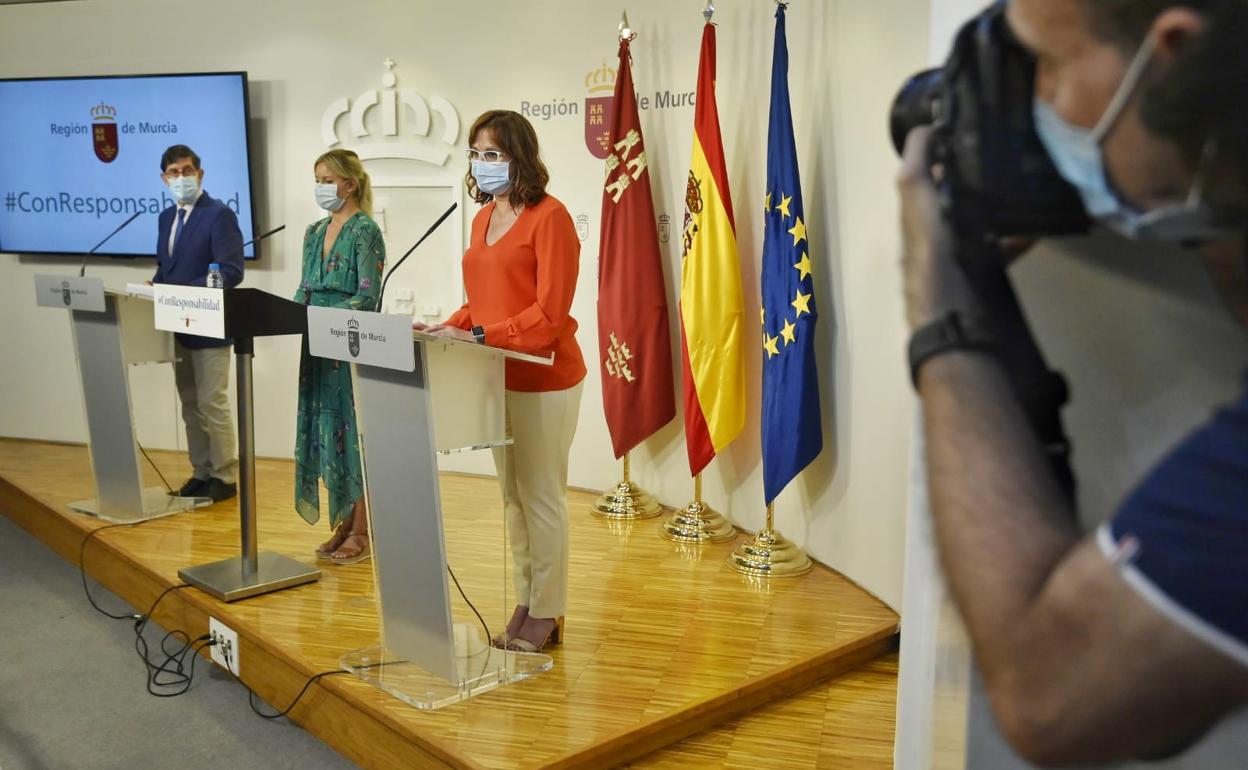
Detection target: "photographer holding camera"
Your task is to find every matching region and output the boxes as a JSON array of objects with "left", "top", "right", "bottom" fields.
[{"left": 897, "top": 0, "right": 1248, "bottom": 765}]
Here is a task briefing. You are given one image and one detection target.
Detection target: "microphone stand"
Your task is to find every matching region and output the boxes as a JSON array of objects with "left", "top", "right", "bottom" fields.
[
  {"left": 79, "top": 209, "right": 144, "bottom": 277},
  {"left": 377, "top": 202, "right": 459, "bottom": 311}
]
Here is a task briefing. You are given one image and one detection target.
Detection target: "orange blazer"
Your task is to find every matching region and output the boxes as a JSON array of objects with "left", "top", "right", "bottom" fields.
[{"left": 445, "top": 194, "right": 587, "bottom": 393}]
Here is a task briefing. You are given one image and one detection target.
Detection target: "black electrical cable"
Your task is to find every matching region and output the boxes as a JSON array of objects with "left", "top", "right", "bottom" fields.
[
  {"left": 79, "top": 522, "right": 144, "bottom": 621},
  {"left": 141, "top": 636, "right": 215, "bottom": 697},
  {"left": 132, "top": 583, "right": 192, "bottom": 637},
  {"left": 136, "top": 442, "right": 174, "bottom": 494},
  {"left": 448, "top": 564, "right": 493, "bottom": 650},
  {"left": 139, "top": 627, "right": 203, "bottom": 687},
  {"left": 130, "top": 584, "right": 207, "bottom": 695},
  {"left": 77, "top": 523, "right": 216, "bottom": 696},
  {"left": 246, "top": 670, "right": 351, "bottom": 720},
  {"left": 159, "top": 628, "right": 194, "bottom": 660}
]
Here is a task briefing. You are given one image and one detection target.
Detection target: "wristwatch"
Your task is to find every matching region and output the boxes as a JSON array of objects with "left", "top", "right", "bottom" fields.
[
  {"left": 471, "top": 325, "right": 486, "bottom": 345},
  {"left": 907, "top": 310, "right": 997, "bottom": 388}
]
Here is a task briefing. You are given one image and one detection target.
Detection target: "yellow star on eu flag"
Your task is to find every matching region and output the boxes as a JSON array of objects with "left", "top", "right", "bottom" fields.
[
  {"left": 763, "top": 333, "right": 780, "bottom": 359},
  {"left": 780, "top": 318, "right": 796, "bottom": 346},
  {"left": 776, "top": 194, "right": 793, "bottom": 219},
  {"left": 764, "top": 192, "right": 772, "bottom": 212},
  {"left": 788, "top": 216, "right": 806, "bottom": 246},
  {"left": 791, "top": 289, "right": 812, "bottom": 318},
  {"left": 793, "top": 252, "right": 811, "bottom": 281}
]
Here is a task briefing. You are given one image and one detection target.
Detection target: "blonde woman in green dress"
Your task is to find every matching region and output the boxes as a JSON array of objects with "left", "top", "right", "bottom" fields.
[{"left": 295, "top": 149, "right": 384, "bottom": 564}]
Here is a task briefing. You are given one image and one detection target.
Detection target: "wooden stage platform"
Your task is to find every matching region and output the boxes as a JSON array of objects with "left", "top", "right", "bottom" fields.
[{"left": 0, "top": 439, "right": 898, "bottom": 769}]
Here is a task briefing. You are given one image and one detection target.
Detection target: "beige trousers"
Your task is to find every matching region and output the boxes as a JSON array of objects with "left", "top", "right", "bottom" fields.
[
  {"left": 492, "top": 382, "right": 583, "bottom": 619},
  {"left": 173, "top": 342, "right": 238, "bottom": 484}
]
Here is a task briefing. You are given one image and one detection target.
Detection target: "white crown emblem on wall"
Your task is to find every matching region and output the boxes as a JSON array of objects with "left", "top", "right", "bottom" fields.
[{"left": 321, "top": 59, "right": 461, "bottom": 166}]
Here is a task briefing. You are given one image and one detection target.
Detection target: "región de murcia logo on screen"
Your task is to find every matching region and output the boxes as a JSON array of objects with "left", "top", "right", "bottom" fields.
[{"left": 91, "top": 102, "right": 118, "bottom": 163}]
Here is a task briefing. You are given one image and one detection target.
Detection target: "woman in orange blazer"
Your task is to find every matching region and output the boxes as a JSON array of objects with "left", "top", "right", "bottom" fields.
[{"left": 416, "top": 110, "right": 585, "bottom": 653}]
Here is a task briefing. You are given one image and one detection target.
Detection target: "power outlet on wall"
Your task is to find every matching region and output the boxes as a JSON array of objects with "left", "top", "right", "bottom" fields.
[{"left": 209, "top": 617, "right": 240, "bottom": 676}]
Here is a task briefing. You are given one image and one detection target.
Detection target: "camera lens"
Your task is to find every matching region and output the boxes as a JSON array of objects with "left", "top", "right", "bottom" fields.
[{"left": 889, "top": 68, "right": 943, "bottom": 156}]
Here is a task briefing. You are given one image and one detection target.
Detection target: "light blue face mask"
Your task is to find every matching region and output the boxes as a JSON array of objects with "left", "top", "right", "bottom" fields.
[
  {"left": 168, "top": 175, "right": 199, "bottom": 205},
  {"left": 1033, "top": 35, "right": 1230, "bottom": 242},
  {"left": 471, "top": 160, "right": 512, "bottom": 196},
  {"left": 315, "top": 182, "right": 345, "bottom": 212}
]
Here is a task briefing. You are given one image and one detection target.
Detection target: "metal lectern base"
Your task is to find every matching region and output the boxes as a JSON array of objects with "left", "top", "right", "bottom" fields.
[
  {"left": 340, "top": 624, "right": 554, "bottom": 710},
  {"left": 178, "top": 551, "right": 321, "bottom": 602},
  {"left": 70, "top": 487, "right": 211, "bottom": 524}
]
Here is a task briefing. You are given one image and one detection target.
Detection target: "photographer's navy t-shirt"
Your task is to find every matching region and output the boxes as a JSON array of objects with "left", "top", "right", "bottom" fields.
[{"left": 1099, "top": 371, "right": 1248, "bottom": 668}]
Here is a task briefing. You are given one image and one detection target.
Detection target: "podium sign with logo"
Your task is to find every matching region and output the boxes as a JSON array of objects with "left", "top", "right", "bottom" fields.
[
  {"left": 307, "top": 306, "right": 415, "bottom": 372},
  {"left": 34, "top": 274, "right": 106, "bottom": 313},
  {"left": 152, "top": 284, "right": 225, "bottom": 339}
]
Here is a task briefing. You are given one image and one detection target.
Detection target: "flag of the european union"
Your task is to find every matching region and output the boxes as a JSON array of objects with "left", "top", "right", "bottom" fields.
[{"left": 761, "top": 3, "right": 822, "bottom": 504}]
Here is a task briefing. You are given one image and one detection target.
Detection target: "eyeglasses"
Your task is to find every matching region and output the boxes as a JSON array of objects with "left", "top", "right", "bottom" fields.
[
  {"left": 163, "top": 168, "right": 200, "bottom": 178},
  {"left": 467, "top": 149, "right": 507, "bottom": 163}
]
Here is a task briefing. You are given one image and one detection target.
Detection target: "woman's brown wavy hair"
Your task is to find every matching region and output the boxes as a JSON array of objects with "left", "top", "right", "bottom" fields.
[{"left": 465, "top": 110, "right": 549, "bottom": 209}]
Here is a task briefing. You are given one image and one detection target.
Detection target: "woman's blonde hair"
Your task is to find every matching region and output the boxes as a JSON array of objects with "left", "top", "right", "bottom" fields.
[{"left": 314, "top": 149, "right": 374, "bottom": 217}]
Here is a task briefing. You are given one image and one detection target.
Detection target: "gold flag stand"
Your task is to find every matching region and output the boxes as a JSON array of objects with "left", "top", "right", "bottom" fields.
[
  {"left": 727, "top": 502, "right": 812, "bottom": 577},
  {"left": 593, "top": 452, "right": 663, "bottom": 520},
  {"left": 659, "top": 473, "right": 737, "bottom": 543}
]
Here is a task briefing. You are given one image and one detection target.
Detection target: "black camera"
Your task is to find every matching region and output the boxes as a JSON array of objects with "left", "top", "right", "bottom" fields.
[
  {"left": 890, "top": 1, "right": 1089, "bottom": 242},
  {"left": 890, "top": 2, "right": 1083, "bottom": 502}
]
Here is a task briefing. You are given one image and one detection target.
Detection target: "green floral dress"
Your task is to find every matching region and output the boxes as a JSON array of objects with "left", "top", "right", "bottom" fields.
[{"left": 293, "top": 212, "right": 385, "bottom": 527}]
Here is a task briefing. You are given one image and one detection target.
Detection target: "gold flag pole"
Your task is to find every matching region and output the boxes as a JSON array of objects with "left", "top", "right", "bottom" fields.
[
  {"left": 660, "top": 471, "right": 736, "bottom": 543},
  {"left": 593, "top": 451, "right": 664, "bottom": 520},
  {"left": 728, "top": 500, "right": 812, "bottom": 577}
]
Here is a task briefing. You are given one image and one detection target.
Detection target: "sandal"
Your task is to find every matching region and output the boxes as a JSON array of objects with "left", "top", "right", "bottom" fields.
[
  {"left": 315, "top": 519, "right": 353, "bottom": 560},
  {"left": 506, "top": 616, "right": 564, "bottom": 653},
  {"left": 491, "top": 605, "right": 529, "bottom": 649},
  {"left": 330, "top": 532, "right": 372, "bottom": 565}
]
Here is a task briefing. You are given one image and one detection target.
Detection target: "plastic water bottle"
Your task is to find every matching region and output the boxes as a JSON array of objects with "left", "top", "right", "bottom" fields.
[{"left": 206, "top": 263, "right": 224, "bottom": 289}]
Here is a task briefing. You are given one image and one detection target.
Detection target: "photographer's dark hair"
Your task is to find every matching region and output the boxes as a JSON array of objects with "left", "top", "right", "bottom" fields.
[
  {"left": 1085, "top": 0, "right": 1248, "bottom": 188},
  {"left": 466, "top": 110, "right": 549, "bottom": 209},
  {"left": 160, "top": 144, "right": 201, "bottom": 172}
]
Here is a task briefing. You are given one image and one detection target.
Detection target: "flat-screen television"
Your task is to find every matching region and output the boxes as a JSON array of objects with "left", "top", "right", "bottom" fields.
[{"left": 0, "top": 72, "right": 259, "bottom": 259}]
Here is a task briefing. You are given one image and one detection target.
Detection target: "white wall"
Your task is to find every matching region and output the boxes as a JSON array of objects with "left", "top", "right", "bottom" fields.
[{"left": 0, "top": 0, "right": 932, "bottom": 610}]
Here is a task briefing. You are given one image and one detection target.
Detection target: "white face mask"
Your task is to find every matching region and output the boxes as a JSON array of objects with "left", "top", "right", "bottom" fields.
[
  {"left": 1032, "top": 35, "right": 1233, "bottom": 242},
  {"left": 315, "top": 182, "right": 345, "bottom": 212}
]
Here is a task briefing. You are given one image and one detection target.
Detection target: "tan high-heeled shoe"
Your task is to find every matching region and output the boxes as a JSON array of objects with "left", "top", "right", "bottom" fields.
[{"left": 506, "top": 616, "right": 564, "bottom": 653}]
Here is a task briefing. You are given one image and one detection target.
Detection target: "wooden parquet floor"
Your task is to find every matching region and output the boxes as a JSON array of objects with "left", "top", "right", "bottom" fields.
[
  {"left": 0, "top": 438, "right": 898, "bottom": 769},
  {"left": 632, "top": 653, "right": 899, "bottom": 769}
]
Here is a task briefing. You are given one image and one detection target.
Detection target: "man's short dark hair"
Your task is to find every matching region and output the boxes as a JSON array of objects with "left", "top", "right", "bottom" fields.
[
  {"left": 1083, "top": 0, "right": 1248, "bottom": 187},
  {"left": 160, "top": 144, "right": 201, "bottom": 172}
]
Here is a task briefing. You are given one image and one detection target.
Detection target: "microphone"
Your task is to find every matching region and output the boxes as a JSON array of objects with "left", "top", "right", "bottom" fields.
[
  {"left": 158, "top": 224, "right": 285, "bottom": 287},
  {"left": 235, "top": 224, "right": 286, "bottom": 258},
  {"left": 377, "top": 202, "right": 459, "bottom": 311},
  {"left": 79, "top": 210, "right": 144, "bottom": 277}
]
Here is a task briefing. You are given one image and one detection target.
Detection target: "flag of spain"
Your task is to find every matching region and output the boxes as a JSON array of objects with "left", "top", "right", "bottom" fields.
[{"left": 679, "top": 21, "right": 746, "bottom": 477}]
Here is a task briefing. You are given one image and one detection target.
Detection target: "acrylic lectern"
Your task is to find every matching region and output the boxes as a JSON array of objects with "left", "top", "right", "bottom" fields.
[
  {"left": 306, "top": 307, "right": 555, "bottom": 709},
  {"left": 34, "top": 275, "right": 210, "bottom": 522}
]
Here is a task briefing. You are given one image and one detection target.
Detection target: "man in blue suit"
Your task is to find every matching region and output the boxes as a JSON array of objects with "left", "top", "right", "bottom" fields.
[{"left": 152, "top": 144, "right": 244, "bottom": 502}]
